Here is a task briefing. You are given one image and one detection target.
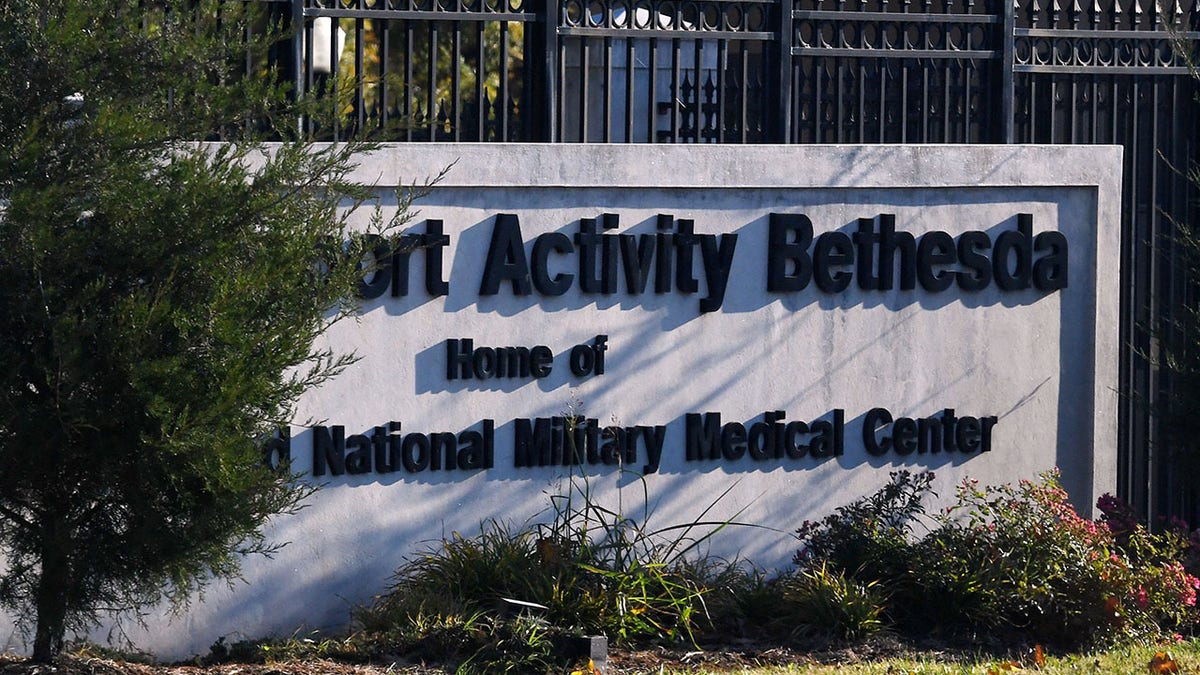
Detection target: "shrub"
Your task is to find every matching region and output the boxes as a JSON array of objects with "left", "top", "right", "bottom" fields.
[
  {"left": 360, "top": 468, "right": 1200, "bottom": 671},
  {"left": 1096, "top": 493, "right": 1200, "bottom": 636},
  {"left": 535, "top": 469, "right": 738, "bottom": 643},
  {"left": 913, "top": 471, "right": 1200, "bottom": 648},
  {"left": 793, "top": 470, "right": 934, "bottom": 587},
  {"left": 911, "top": 473, "right": 1119, "bottom": 646},
  {"left": 792, "top": 469, "right": 1200, "bottom": 649}
]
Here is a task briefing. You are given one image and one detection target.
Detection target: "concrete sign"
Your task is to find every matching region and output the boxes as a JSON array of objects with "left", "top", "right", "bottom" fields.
[{"left": 15, "top": 144, "right": 1123, "bottom": 657}]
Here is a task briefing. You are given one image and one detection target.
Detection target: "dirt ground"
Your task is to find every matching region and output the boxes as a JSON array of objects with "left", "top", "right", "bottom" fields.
[{"left": 0, "top": 637, "right": 979, "bottom": 675}]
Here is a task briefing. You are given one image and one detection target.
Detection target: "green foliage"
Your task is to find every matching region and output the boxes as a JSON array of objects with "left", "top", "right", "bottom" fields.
[
  {"left": 779, "top": 563, "right": 888, "bottom": 641},
  {"left": 330, "top": 18, "right": 525, "bottom": 136},
  {"left": 536, "top": 469, "right": 751, "bottom": 643},
  {"left": 456, "top": 616, "right": 559, "bottom": 675},
  {"left": 913, "top": 474, "right": 1123, "bottom": 646},
  {"left": 386, "top": 523, "right": 551, "bottom": 615},
  {"left": 65, "top": 640, "right": 157, "bottom": 665},
  {"left": 204, "top": 631, "right": 372, "bottom": 665},
  {"left": 793, "top": 471, "right": 1200, "bottom": 650},
  {"left": 913, "top": 472, "right": 1200, "bottom": 648},
  {"left": 204, "top": 472, "right": 1200, "bottom": 672},
  {"left": 0, "top": 0, "right": 419, "bottom": 660},
  {"left": 359, "top": 601, "right": 563, "bottom": 671},
  {"left": 793, "top": 470, "right": 934, "bottom": 589},
  {"left": 362, "top": 468, "right": 1196, "bottom": 670},
  {"left": 357, "top": 468, "right": 754, "bottom": 670},
  {"left": 677, "top": 560, "right": 791, "bottom": 642},
  {"left": 792, "top": 468, "right": 1195, "bottom": 648}
]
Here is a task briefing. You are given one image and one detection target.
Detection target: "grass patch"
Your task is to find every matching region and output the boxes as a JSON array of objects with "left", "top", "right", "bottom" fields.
[{"left": 652, "top": 637, "right": 1200, "bottom": 673}]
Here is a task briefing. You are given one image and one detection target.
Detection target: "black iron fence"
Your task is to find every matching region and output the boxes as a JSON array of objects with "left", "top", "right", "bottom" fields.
[
  {"left": 279, "top": 0, "right": 1197, "bottom": 144},
  {"left": 256, "top": 0, "right": 1200, "bottom": 524}
]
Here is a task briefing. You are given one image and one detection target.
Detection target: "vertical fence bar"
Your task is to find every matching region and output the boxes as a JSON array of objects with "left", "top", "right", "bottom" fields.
[
  {"left": 331, "top": 14, "right": 340, "bottom": 139},
  {"left": 921, "top": 58, "right": 929, "bottom": 141},
  {"left": 542, "top": 0, "right": 560, "bottom": 140},
  {"left": 741, "top": 45, "right": 751, "bottom": 141},
  {"left": 692, "top": 39, "right": 702, "bottom": 142},
  {"left": 878, "top": 60, "right": 887, "bottom": 141},
  {"left": 381, "top": 18, "right": 391, "bottom": 136},
  {"left": 835, "top": 58, "right": 844, "bottom": 141},
  {"left": 558, "top": 30, "right": 568, "bottom": 141},
  {"left": 452, "top": 20, "right": 462, "bottom": 141},
  {"left": 940, "top": 60, "right": 949, "bottom": 140},
  {"left": 648, "top": 37, "right": 659, "bottom": 142},
  {"left": 293, "top": 0, "right": 305, "bottom": 136},
  {"left": 857, "top": 60, "right": 866, "bottom": 141},
  {"left": 625, "top": 36, "right": 636, "bottom": 141},
  {"left": 1068, "top": 79, "right": 1077, "bottom": 141},
  {"left": 475, "top": 21, "right": 486, "bottom": 140},
  {"left": 1000, "top": 0, "right": 1014, "bottom": 141},
  {"left": 500, "top": 21, "right": 511, "bottom": 140},
  {"left": 604, "top": 36, "right": 613, "bottom": 142},
  {"left": 1148, "top": 75, "right": 1163, "bottom": 523},
  {"left": 779, "top": 0, "right": 794, "bottom": 141},
  {"left": 580, "top": 35, "right": 590, "bottom": 140},
  {"left": 963, "top": 61, "right": 972, "bottom": 141},
  {"left": 813, "top": 58, "right": 823, "bottom": 141},
  {"left": 355, "top": 15, "right": 366, "bottom": 134},
  {"left": 405, "top": 19, "right": 414, "bottom": 140},
  {"left": 717, "top": 39, "right": 728, "bottom": 142},
  {"left": 1129, "top": 76, "right": 1146, "bottom": 516},
  {"left": 428, "top": 22, "right": 438, "bottom": 139},
  {"left": 1118, "top": 75, "right": 1136, "bottom": 508},
  {"left": 671, "top": 38, "right": 681, "bottom": 142}
]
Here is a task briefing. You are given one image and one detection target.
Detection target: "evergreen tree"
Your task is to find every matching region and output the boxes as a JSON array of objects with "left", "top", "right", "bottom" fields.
[{"left": 0, "top": 0, "right": 409, "bottom": 660}]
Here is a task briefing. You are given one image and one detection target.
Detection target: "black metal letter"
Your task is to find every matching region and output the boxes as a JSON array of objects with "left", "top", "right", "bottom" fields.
[
  {"left": 479, "top": 214, "right": 532, "bottom": 295},
  {"left": 767, "top": 213, "right": 813, "bottom": 292}
]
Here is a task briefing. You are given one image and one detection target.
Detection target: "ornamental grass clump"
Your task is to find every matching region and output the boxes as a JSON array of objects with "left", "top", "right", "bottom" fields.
[
  {"left": 778, "top": 563, "right": 889, "bottom": 640},
  {"left": 355, "top": 468, "right": 751, "bottom": 669}
]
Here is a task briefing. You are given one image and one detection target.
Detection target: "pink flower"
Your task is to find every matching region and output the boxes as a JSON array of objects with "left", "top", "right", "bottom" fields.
[{"left": 1135, "top": 587, "right": 1149, "bottom": 610}]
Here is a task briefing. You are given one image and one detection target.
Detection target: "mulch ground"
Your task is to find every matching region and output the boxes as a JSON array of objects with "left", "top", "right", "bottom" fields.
[{"left": 0, "top": 637, "right": 996, "bottom": 675}]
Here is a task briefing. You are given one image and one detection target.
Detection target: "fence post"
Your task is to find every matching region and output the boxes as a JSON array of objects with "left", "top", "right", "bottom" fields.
[
  {"left": 535, "top": 0, "right": 560, "bottom": 141},
  {"left": 777, "top": 0, "right": 794, "bottom": 143},
  {"left": 292, "top": 0, "right": 305, "bottom": 137},
  {"left": 1000, "top": 0, "right": 1015, "bottom": 143}
]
